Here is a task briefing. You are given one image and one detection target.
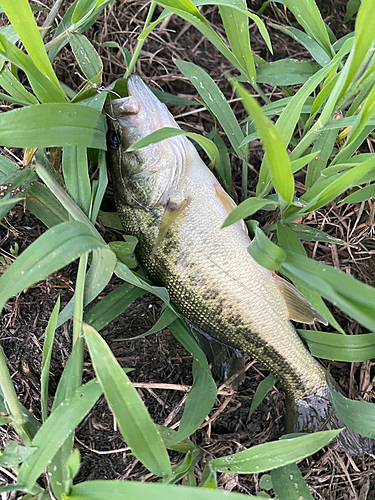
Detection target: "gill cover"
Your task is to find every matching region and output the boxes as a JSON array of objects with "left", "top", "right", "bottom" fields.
[{"left": 106, "top": 75, "right": 186, "bottom": 209}]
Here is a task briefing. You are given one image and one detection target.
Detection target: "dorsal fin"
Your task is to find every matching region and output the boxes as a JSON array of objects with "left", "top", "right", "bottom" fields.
[{"left": 274, "top": 275, "right": 328, "bottom": 325}]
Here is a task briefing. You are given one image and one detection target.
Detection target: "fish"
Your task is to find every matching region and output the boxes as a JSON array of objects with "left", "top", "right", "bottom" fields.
[{"left": 105, "top": 75, "right": 372, "bottom": 455}]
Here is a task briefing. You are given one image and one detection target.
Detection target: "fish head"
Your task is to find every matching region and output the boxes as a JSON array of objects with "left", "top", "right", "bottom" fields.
[{"left": 106, "top": 75, "right": 183, "bottom": 209}]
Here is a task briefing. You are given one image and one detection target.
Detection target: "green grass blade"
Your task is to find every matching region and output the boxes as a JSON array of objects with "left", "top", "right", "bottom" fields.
[
  {"left": 288, "top": 224, "right": 345, "bottom": 245},
  {"left": 0, "top": 34, "right": 64, "bottom": 103},
  {"left": 209, "top": 129, "right": 231, "bottom": 190},
  {"left": 210, "top": 430, "right": 340, "bottom": 473},
  {"left": 84, "top": 324, "right": 172, "bottom": 478},
  {"left": 68, "top": 32, "right": 103, "bottom": 84},
  {"left": 157, "top": 425, "right": 198, "bottom": 453},
  {"left": 338, "top": 0, "right": 375, "bottom": 101},
  {"left": 248, "top": 373, "right": 277, "bottom": 420},
  {"left": 270, "top": 24, "right": 331, "bottom": 66},
  {"left": 283, "top": 0, "right": 332, "bottom": 55},
  {"left": 0, "top": 64, "right": 38, "bottom": 105},
  {"left": 256, "top": 59, "right": 320, "bottom": 86},
  {"left": 0, "top": 103, "right": 107, "bottom": 149},
  {"left": 71, "top": 0, "right": 97, "bottom": 25},
  {"left": 222, "top": 198, "right": 278, "bottom": 227},
  {"left": 0, "top": 220, "right": 107, "bottom": 312},
  {"left": 271, "top": 463, "right": 314, "bottom": 500},
  {"left": 0, "top": 161, "right": 37, "bottom": 221},
  {"left": 256, "top": 60, "right": 335, "bottom": 192},
  {"left": 67, "top": 480, "right": 255, "bottom": 500},
  {"left": 298, "top": 330, "right": 375, "bottom": 362},
  {"left": 175, "top": 60, "right": 244, "bottom": 157},
  {"left": 62, "top": 147, "right": 91, "bottom": 215},
  {"left": 108, "top": 239, "right": 138, "bottom": 269},
  {"left": 247, "top": 222, "right": 286, "bottom": 271},
  {"left": 83, "top": 282, "right": 146, "bottom": 332},
  {"left": 127, "top": 127, "right": 186, "bottom": 151},
  {"left": 128, "top": 127, "right": 220, "bottom": 171},
  {"left": 90, "top": 150, "right": 108, "bottom": 223},
  {"left": 345, "top": 84, "right": 375, "bottom": 148},
  {"left": 219, "top": 4, "right": 256, "bottom": 83},
  {"left": 17, "top": 379, "right": 102, "bottom": 491},
  {"left": 115, "top": 261, "right": 170, "bottom": 305},
  {"left": 129, "top": 307, "right": 177, "bottom": 339},
  {"left": 341, "top": 184, "right": 375, "bottom": 203},
  {"left": 328, "top": 375, "right": 375, "bottom": 439},
  {"left": 57, "top": 246, "right": 116, "bottom": 327},
  {"left": 156, "top": 1, "right": 245, "bottom": 76},
  {"left": 26, "top": 182, "right": 70, "bottom": 228},
  {"left": 305, "top": 128, "right": 338, "bottom": 188},
  {"left": 0, "top": 0, "right": 64, "bottom": 97},
  {"left": 41, "top": 297, "right": 60, "bottom": 422},
  {"left": 281, "top": 252, "right": 375, "bottom": 332},
  {"left": 231, "top": 79, "right": 294, "bottom": 208},
  {"left": 300, "top": 155, "right": 375, "bottom": 214},
  {"left": 168, "top": 319, "right": 217, "bottom": 444}
]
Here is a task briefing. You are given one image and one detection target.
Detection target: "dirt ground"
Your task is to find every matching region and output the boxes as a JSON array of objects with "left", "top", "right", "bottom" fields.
[{"left": 1, "top": 1, "right": 375, "bottom": 498}]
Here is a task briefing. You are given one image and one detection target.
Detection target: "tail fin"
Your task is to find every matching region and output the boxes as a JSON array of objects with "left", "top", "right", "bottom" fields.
[{"left": 286, "top": 386, "right": 373, "bottom": 456}]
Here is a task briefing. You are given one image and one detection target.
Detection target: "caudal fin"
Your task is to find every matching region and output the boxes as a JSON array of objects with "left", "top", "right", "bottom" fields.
[{"left": 286, "top": 386, "right": 373, "bottom": 456}]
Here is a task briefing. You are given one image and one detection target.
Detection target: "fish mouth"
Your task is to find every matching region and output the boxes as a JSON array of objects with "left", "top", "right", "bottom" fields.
[{"left": 106, "top": 75, "right": 178, "bottom": 134}]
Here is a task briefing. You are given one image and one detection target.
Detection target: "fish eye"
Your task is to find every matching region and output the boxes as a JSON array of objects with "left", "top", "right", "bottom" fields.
[{"left": 109, "top": 131, "right": 120, "bottom": 148}]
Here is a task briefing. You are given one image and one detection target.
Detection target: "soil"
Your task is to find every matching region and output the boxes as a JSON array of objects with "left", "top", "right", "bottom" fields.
[{"left": 1, "top": 1, "right": 375, "bottom": 498}]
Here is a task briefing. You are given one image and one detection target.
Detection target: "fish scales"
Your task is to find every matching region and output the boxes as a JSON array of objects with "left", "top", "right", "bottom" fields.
[{"left": 106, "top": 75, "right": 372, "bottom": 455}]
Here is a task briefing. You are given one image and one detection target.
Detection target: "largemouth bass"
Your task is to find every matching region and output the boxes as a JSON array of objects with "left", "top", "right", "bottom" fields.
[{"left": 106, "top": 75, "right": 372, "bottom": 455}]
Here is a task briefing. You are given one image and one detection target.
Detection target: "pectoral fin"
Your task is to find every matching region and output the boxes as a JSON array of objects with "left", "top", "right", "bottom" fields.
[
  {"left": 274, "top": 275, "right": 328, "bottom": 325},
  {"left": 151, "top": 198, "right": 191, "bottom": 256}
]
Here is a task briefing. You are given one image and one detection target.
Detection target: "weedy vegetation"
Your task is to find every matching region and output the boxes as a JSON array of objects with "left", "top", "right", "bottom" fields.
[{"left": 0, "top": 0, "right": 375, "bottom": 498}]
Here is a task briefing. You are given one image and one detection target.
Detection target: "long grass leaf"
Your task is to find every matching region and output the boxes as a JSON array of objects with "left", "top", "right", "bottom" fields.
[
  {"left": 17, "top": 379, "right": 102, "bottom": 491},
  {"left": 341, "top": 184, "right": 375, "bottom": 204},
  {"left": 67, "top": 480, "right": 255, "bottom": 500},
  {"left": 68, "top": 32, "right": 103, "bottom": 84},
  {"left": 283, "top": 0, "right": 332, "bottom": 55},
  {"left": 0, "top": 0, "right": 64, "bottom": 96},
  {"left": 156, "top": 1, "right": 245, "bottom": 76},
  {"left": 40, "top": 298, "right": 60, "bottom": 422},
  {"left": 57, "top": 246, "right": 116, "bottom": 327},
  {"left": 338, "top": 0, "right": 375, "bottom": 101},
  {"left": 83, "top": 282, "right": 146, "bottom": 331},
  {"left": 210, "top": 430, "right": 340, "bottom": 473},
  {"left": 271, "top": 463, "right": 314, "bottom": 500},
  {"left": 0, "top": 64, "right": 38, "bottom": 105},
  {"left": 84, "top": 324, "right": 172, "bottom": 478},
  {"left": 168, "top": 319, "right": 217, "bottom": 443},
  {"left": 62, "top": 147, "right": 91, "bottom": 215},
  {"left": 176, "top": 60, "right": 244, "bottom": 156},
  {"left": 222, "top": 198, "right": 278, "bottom": 227},
  {"left": 256, "top": 59, "right": 320, "bottom": 86},
  {"left": 0, "top": 103, "right": 106, "bottom": 149},
  {"left": 248, "top": 373, "right": 277, "bottom": 420},
  {"left": 270, "top": 24, "right": 331, "bottom": 66},
  {"left": 26, "top": 182, "right": 69, "bottom": 228},
  {"left": 300, "top": 155, "right": 375, "bottom": 213},
  {"left": 0, "top": 220, "right": 107, "bottom": 312},
  {"left": 328, "top": 375, "right": 375, "bottom": 439},
  {"left": 281, "top": 252, "right": 375, "bottom": 331},
  {"left": 219, "top": 3, "right": 255, "bottom": 83},
  {"left": 0, "top": 34, "right": 65, "bottom": 103},
  {"left": 298, "top": 330, "right": 375, "bottom": 362},
  {"left": 231, "top": 79, "right": 294, "bottom": 208}
]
